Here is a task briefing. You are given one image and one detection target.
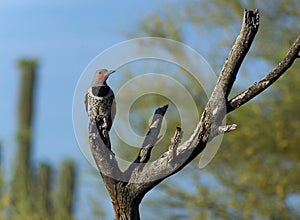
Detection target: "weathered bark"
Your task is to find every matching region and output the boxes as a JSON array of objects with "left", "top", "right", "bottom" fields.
[
  {"left": 88, "top": 106, "right": 167, "bottom": 219},
  {"left": 111, "top": 184, "right": 142, "bottom": 220},
  {"left": 87, "top": 9, "right": 300, "bottom": 219}
]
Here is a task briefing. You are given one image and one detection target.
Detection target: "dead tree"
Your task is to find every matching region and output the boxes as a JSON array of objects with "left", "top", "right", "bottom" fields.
[{"left": 88, "top": 9, "right": 300, "bottom": 220}]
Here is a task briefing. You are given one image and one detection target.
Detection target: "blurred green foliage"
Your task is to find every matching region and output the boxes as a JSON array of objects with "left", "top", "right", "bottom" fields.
[{"left": 124, "top": 0, "right": 300, "bottom": 219}]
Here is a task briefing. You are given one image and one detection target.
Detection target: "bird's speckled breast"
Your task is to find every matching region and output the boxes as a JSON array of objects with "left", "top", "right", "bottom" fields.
[{"left": 86, "top": 87, "right": 115, "bottom": 119}]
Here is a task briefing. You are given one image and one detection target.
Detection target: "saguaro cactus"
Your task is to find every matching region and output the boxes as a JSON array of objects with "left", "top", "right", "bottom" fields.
[
  {"left": 11, "top": 58, "right": 37, "bottom": 215},
  {"left": 9, "top": 58, "right": 77, "bottom": 220},
  {"left": 54, "top": 161, "right": 76, "bottom": 220},
  {"left": 36, "top": 163, "right": 51, "bottom": 219}
]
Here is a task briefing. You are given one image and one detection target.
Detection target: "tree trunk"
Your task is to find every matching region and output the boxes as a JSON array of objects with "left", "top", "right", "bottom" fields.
[{"left": 112, "top": 191, "right": 141, "bottom": 220}]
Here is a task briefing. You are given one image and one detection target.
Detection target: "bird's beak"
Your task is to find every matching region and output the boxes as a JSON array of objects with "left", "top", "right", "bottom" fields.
[{"left": 108, "top": 70, "right": 116, "bottom": 75}]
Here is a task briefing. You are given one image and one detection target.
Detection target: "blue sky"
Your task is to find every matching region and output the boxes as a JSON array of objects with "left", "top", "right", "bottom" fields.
[
  {"left": 1, "top": 1, "right": 174, "bottom": 218},
  {"left": 0, "top": 0, "right": 170, "bottom": 165}
]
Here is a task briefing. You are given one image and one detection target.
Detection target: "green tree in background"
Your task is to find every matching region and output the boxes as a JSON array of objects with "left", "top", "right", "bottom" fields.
[{"left": 126, "top": 1, "right": 300, "bottom": 219}]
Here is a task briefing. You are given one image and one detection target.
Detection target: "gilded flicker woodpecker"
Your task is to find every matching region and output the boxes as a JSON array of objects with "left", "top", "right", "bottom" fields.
[{"left": 85, "top": 69, "right": 116, "bottom": 145}]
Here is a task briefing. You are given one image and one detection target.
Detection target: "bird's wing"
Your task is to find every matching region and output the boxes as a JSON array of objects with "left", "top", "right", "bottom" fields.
[
  {"left": 84, "top": 92, "right": 88, "bottom": 113},
  {"left": 111, "top": 98, "right": 116, "bottom": 124}
]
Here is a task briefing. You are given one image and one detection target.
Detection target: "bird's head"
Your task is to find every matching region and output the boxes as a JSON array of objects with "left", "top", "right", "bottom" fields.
[{"left": 92, "top": 69, "right": 115, "bottom": 86}]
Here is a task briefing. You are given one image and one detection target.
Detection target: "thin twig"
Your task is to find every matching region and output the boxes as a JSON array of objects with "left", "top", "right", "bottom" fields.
[
  {"left": 169, "top": 127, "right": 183, "bottom": 159},
  {"left": 209, "top": 124, "right": 237, "bottom": 141}
]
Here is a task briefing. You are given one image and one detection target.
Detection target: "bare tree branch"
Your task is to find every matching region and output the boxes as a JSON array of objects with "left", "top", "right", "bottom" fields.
[
  {"left": 227, "top": 35, "right": 300, "bottom": 112},
  {"left": 124, "top": 105, "right": 168, "bottom": 183},
  {"left": 169, "top": 127, "right": 183, "bottom": 158},
  {"left": 86, "top": 8, "right": 300, "bottom": 219},
  {"left": 134, "top": 9, "right": 260, "bottom": 192},
  {"left": 209, "top": 124, "right": 238, "bottom": 141},
  {"left": 89, "top": 119, "right": 122, "bottom": 192},
  {"left": 134, "top": 104, "right": 168, "bottom": 164},
  {"left": 217, "top": 9, "right": 259, "bottom": 99}
]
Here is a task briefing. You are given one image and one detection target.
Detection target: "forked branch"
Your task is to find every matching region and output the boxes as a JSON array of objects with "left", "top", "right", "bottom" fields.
[
  {"left": 135, "top": 9, "right": 261, "bottom": 192},
  {"left": 87, "top": 9, "right": 300, "bottom": 220}
]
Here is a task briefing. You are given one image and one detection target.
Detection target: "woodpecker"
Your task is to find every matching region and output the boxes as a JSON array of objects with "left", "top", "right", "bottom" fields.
[{"left": 85, "top": 69, "right": 116, "bottom": 147}]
